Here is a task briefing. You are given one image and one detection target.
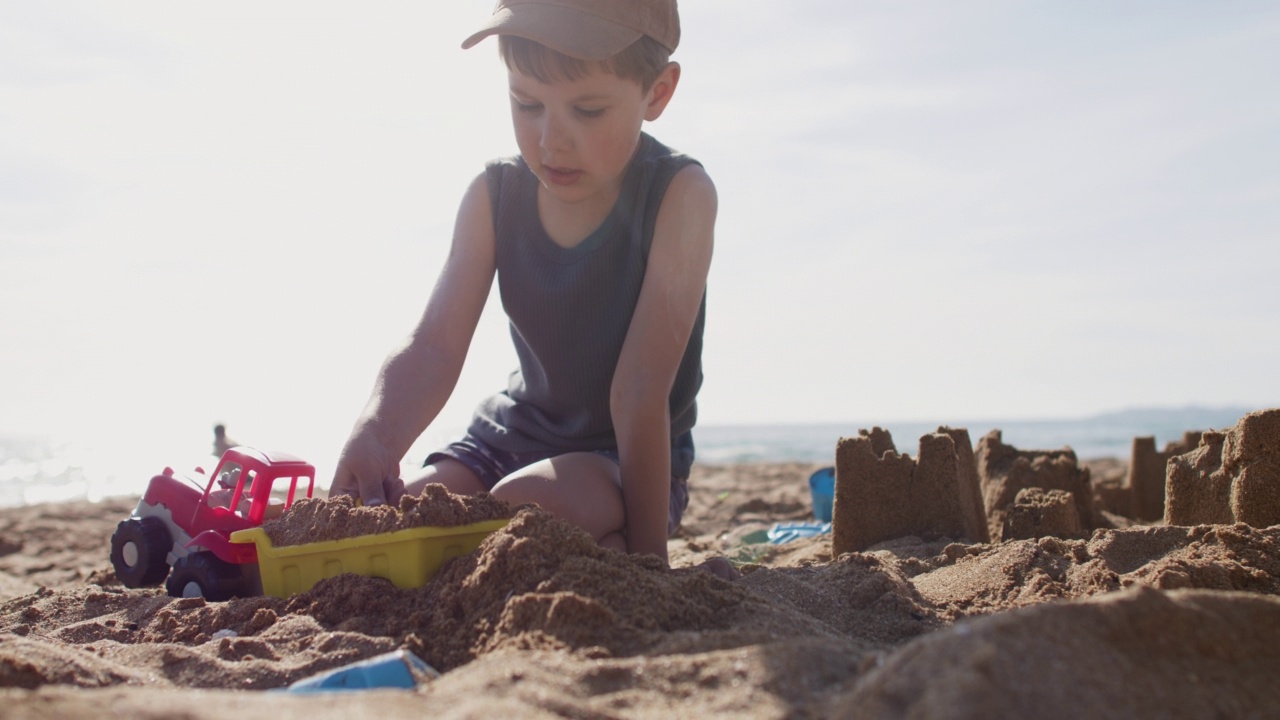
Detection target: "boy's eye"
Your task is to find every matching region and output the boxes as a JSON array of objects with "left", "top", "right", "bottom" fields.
[
  {"left": 514, "top": 100, "right": 542, "bottom": 113},
  {"left": 575, "top": 107, "right": 605, "bottom": 119}
]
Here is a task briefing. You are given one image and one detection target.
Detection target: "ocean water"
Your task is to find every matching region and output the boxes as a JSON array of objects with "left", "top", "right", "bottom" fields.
[{"left": 0, "top": 405, "right": 1257, "bottom": 508}]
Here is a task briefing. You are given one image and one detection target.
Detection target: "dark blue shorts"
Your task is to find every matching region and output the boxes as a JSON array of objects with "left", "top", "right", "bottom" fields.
[{"left": 425, "top": 432, "right": 693, "bottom": 536}]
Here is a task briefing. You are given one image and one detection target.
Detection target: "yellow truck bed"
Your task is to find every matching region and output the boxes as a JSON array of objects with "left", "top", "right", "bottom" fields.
[{"left": 229, "top": 520, "right": 509, "bottom": 598}]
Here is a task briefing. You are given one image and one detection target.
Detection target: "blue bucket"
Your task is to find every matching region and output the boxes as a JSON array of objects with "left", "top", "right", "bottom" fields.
[{"left": 808, "top": 466, "right": 835, "bottom": 522}]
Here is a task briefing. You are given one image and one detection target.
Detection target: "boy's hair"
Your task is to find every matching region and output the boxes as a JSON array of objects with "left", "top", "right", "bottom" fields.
[{"left": 499, "top": 34, "right": 672, "bottom": 90}]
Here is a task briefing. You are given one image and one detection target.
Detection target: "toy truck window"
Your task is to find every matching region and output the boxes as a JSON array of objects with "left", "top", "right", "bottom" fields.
[{"left": 209, "top": 463, "right": 245, "bottom": 510}]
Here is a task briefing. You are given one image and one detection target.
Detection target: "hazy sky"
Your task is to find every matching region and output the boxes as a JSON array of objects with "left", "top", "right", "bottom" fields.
[{"left": 2, "top": 1, "right": 1277, "bottom": 469}]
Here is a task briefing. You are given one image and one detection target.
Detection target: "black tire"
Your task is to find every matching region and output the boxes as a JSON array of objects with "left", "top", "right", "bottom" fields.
[
  {"left": 165, "top": 551, "right": 245, "bottom": 601},
  {"left": 110, "top": 517, "right": 172, "bottom": 587}
]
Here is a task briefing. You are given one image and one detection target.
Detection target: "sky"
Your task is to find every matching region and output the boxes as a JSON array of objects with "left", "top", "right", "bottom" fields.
[{"left": 2, "top": 1, "right": 1278, "bottom": 475}]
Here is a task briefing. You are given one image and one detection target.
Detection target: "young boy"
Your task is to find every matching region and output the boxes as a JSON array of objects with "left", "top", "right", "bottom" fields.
[{"left": 330, "top": 0, "right": 715, "bottom": 567}]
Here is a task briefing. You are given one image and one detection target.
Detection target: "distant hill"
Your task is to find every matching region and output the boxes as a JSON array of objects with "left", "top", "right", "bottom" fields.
[
  {"left": 1083, "top": 405, "right": 1256, "bottom": 430},
  {"left": 693, "top": 405, "right": 1265, "bottom": 463}
]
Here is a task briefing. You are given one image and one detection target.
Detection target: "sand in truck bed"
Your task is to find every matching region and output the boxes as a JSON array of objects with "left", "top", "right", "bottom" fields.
[{"left": 260, "top": 484, "right": 518, "bottom": 547}]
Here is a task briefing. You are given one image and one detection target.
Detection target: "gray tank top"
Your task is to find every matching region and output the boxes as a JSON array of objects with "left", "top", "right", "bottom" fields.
[{"left": 467, "top": 133, "right": 705, "bottom": 459}]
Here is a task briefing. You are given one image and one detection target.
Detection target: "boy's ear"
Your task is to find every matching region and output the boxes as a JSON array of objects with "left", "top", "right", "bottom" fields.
[{"left": 644, "top": 62, "right": 681, "bottom": 122}]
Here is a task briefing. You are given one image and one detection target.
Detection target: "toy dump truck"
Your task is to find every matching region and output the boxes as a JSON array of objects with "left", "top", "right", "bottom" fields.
[
  {"left": 110, "top": 447, "right": 317, "bottom": 600},
  {"left": 111, "top": 447, "right": 507, "bottom": 601}
]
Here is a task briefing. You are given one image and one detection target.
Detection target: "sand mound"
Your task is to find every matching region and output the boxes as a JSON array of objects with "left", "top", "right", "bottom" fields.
[
  {"left": 284, "top": 507, "right": 845, "bottom": 671},
  {"left": 8, "top": 501, "right": 1277, "bottom": 687},
  {"left": 837, "top": 587, "right": 1280, "bottom": 719},
  {"left": 262, "top": 485, "right": 516, "bottom": 546},
  {"left": 912, "top": 523, "right": 1280, "bottom": 618}
]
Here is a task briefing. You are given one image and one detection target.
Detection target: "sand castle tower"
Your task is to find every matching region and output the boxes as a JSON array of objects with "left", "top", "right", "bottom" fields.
[
  {"left": 1166, "top": 409, "right": 1280, "bottom": 527},
  {"left": 975, "top": 430, "right": 1095, "bottom": 542},
  {"left": 1002, "top": 488, "right": 1083, "bottom": 540},
  {"left": 831, "top": 427, "right": 988, "bottom": 556},
  {"left": 1127, "top": 431, "right": 1203, "bottom": 522}
]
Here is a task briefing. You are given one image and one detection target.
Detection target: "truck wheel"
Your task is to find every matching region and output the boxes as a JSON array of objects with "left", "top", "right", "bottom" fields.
[
  {"left": 110, "top": 517, "right": 172, "bottom": 587},
  {"left": 165, "top": 551, "right": 245, "bottom": 601}
]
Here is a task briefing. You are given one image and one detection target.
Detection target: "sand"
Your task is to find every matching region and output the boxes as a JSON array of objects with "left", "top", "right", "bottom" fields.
[
  {"left": 262, "top": 486, "right": 518, "bottom": 547},
  {"left": 3, "top": 453, "right": 1280, "bottom": 718}
]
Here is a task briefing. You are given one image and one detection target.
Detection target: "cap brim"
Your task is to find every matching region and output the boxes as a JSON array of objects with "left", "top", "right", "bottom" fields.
[{"left": 461, "top": 6, "right": 642, "bottom": 61}]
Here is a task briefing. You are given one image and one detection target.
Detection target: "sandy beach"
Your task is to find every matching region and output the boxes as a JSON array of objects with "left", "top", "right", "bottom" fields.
[{"left": 3, "top": 417, "right": 1280, "bottom": 719}]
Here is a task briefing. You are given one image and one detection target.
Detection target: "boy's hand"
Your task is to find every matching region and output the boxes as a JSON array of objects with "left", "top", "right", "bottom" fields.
[{"left": 330, "top": 428, "right": 404, "bottom": 506}]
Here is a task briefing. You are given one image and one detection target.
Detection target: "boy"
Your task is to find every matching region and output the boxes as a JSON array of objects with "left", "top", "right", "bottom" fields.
[
  {"left": 330, "top": 0, "right": 715, "bottom": 567},
  {"left": 212, "top": 424, "right": 238, "bottom": 457}
]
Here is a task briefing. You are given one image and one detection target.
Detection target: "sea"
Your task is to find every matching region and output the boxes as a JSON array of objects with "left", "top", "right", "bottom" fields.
[{"left": 0, "top": 405, "right": 1258, "bottom": 508}]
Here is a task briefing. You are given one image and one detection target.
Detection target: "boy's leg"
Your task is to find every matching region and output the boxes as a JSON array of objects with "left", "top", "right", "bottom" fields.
[
  {"left": 492, "top": 452, "right": 627, "bottom": 550},
  {"left": 403, "top": 458, "right": 488, "bottom": 497}
]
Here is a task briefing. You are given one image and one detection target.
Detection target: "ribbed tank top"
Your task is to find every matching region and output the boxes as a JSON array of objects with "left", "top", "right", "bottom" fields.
[{"left": 466, "top": 133, "right": 705, "bottom": 459}]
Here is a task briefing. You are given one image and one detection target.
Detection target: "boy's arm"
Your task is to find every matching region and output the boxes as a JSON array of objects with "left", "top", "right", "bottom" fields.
[
  {"left": 611, "top": 164, "right": 717, "bottom": 562},
  {"left": 331, "top": 172, "right": 497, "bottom": 504}
]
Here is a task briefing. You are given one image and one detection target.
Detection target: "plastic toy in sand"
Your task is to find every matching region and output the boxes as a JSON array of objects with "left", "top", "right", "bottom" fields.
[
  {"left": 110, "top": 447, "right": 509, "bottom": 601},
  {"left": 110, "top": 446, "right": 316, "bottom": 601},
  {"left": 285, "top": 650, "right": 439, "bottom": 692},
  {"left": 809, "top": 466, "right": 835, "bottom": 522}
]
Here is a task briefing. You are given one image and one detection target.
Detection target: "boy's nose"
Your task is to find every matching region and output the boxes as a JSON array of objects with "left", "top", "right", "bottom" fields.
[{"left": 539, "top": 114, "right": 571, "bottom": 153}]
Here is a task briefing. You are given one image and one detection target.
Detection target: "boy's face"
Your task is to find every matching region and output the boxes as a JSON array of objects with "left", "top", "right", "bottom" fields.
[{"left": 508, "top": 65, "right": 674, "bottom": 208}]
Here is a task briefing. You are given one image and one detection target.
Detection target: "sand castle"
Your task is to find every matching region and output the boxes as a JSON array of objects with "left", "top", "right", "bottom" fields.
[
  {"left": 1165, "top": 408, "right": 1280, "bottom": 527},
  {"left": 830, "top": 427, "right": 988, "bottom": 555},
  {"left": 1127, "top": 431, "right": 1203, "bottom": 521},
  {"left": 831, "top": 409, "right": 1279, "bottom": 555},
  {"left": 832, "top": 426, "right": 1106, "bottom": 551},
  {"left": 1002, "top": 487, "right": 1082, "bottom": 540},
  {"left": 975, "top": 430, "right": 1096, "bottom": 542}
]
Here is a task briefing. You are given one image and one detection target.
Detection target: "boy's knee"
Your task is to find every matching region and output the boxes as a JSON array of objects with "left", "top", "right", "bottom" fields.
[
  {"left": 406, "top": 458, "right": 487, "bottom": 497},
  {"left": 490, "top": 470, "right": 552, "bottom": 507},
  {"left": 493, "top": 452, "right": 621, "bottom": 508}
]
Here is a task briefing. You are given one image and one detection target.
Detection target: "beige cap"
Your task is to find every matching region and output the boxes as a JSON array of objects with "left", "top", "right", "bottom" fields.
[{"left": 462, "top": 0, "right": 680, "bottom": 60}]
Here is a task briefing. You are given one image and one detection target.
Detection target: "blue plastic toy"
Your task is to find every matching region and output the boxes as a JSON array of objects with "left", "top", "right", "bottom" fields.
[
  {"left": 767, "top": 521, "right": 832, "bottom": 544},
  {"left": 286, "top": 649, "right": 439, "bottom": 692},
  {"left": 808, "top": 466, "right": 835, "bottom": 522}
]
